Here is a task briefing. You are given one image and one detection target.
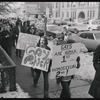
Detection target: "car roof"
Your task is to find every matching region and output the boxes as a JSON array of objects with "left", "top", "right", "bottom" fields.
[
  {"left": 79, "top": 31, "right": 100, "bottom": 34},
  {"left": 50, "top": 30, "right": 62, "bottom": 34}
]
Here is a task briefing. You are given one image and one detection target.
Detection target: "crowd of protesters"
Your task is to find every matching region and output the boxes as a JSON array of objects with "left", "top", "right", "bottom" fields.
[
  {"left": 0, "top": 17, "right": 44, "bottom": 57},
  {"left": 1, "top": 16, "right": 99, "bottom": 98},
  {"left": 0, "top": 17, "right": 81, "bottom": 98}
]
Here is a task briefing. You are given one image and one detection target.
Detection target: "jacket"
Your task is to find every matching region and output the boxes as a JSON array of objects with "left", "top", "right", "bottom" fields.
[
  {"left": 13, "top": 25, "right": 23, "bottom": 40},
  {"left": 89, "top": 44, "right": 100, "bottom": 98}
]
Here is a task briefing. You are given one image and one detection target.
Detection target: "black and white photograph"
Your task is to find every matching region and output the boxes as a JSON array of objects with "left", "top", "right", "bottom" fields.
[{"left": 0, "top": 2, "right": 100, "bottom": 98}]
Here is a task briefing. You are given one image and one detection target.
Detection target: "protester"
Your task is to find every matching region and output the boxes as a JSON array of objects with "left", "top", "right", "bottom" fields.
[
  {"left": 27, "top": 24, "right": 36, "bottom": 77},
  {"left": 22, "top": 21, "right": 29, "bottom": 33},
  {"left": 0, "top": 23, "right": 13, "bottom": 57},
  {"left": 33, "top": 36, "right": 52, "bottom": 98},
  {"left": 27, "top": 24, "right": 36, "bottom": 35},
  {"left": 62, "top": 27, "right": 69, "bottom": 41},
  {"left": 54, "top": 33, "right": 80, "bottom": 98},
  {"left": 88, "top": 44, "right": 100, "bottom": 98},
  {"left": 13, "top": 19, "right": 23, "bottom": 58}
]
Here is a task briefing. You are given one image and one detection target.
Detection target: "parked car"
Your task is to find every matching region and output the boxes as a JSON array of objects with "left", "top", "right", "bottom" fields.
[
  {"left": 87, "top": 19, "right": 100, "bottom": 31},
  {"left": 68, "top": 31, "right": 100, "bottom": 52},
  {"left": 54, "top": 19, "right": 67, "bottom": 25},
  {"left": 46, "top": 25, "right": 63, "bottom": 39}
]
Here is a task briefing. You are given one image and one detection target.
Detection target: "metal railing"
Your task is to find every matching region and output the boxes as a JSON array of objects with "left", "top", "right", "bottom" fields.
[{"left": 0, "top": 46, "right": 16, "bottom": 93}]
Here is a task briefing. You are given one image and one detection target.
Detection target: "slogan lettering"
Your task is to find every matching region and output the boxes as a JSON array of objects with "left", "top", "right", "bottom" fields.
[{"left": 21, "top": 46, "right": 51, "bottom": 72}]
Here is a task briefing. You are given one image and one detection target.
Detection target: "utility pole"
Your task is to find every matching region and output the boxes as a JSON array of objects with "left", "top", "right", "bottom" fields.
[{"left": 43, "top": 14, "right": 47, "bottom": 37}]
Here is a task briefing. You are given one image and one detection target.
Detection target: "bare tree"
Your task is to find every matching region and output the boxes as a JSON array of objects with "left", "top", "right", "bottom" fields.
[{"left": 0, "top": 2, "right": 14, "bottom": 14}]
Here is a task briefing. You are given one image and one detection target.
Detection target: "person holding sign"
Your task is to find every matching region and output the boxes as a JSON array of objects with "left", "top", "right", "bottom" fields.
[
  {"left": 27, "top": 25, "right": 37, "bottom": 77},
  {"left": 33, "top": 36, "right": 52, "bottom": 98},
  {"left": 27, "top": 24, "right": 36, "bottom": 35},
  {"left": 54, "top": 33, "right": 80, "bottom": 98},
  {"left": 13, "top": 19, "right": 23, "bottom": 58}
]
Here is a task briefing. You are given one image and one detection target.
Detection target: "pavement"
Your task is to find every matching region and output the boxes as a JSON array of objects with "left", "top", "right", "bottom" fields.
[{"left": 10, "top": 45, "right": 93, "bottom": 98}]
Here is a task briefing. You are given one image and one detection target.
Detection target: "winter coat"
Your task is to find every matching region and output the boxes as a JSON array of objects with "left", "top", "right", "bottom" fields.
[
  {"left": 13, "top": 25, "right": 23, "bottom": 41},
  {"left": 89, "top": 44, "right": 100, "bottom": 98},
  {"left": 0, "top": 30, "right": 12, "bottom": 56}
]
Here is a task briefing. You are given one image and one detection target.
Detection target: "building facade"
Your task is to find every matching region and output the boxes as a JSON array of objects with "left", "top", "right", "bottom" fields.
[
  {"left": 52, "top": 2, "right": 100, "bottom": 20},
  {"left": 23, "top": 2, "right": 53, "bottom": 18}
]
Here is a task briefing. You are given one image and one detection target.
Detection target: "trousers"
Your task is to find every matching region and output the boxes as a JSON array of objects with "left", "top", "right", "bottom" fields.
[
  {"left": 34, "top": 69, "right": 49, "bottom": 98},
  {"left": 60, "top": 80, "right": 71, "bottom": 98}
]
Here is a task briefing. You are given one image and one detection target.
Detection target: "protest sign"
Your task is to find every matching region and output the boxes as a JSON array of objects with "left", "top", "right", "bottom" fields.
[
  {"left": 16, "top": 33, "right": 40, "bottom": 50},
  {"left": 35, "top": 20, "right": 45, "bottom": 30},
  {"left": 21, "top": 46, "right": 51, "bottom": 72},
  {"left": 50, "top": 43, "right": 81, "bottom": 79}
]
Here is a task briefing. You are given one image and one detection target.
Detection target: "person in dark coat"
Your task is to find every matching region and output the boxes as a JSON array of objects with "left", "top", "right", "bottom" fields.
[
  {"left": 0, "top": 23, "right": 13, "bottom": 57},
  {"left": 88, "top": 44, "right": 100, "bottom": 98},
  {"left": 13, "top": 19, "right": 23, "bottom": 58},
  {"left": 22, "top": 21, "right": 29, "bottom": 33}
]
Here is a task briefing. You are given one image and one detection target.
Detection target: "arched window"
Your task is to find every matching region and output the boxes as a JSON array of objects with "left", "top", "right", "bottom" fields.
[
  {"left": 87, "top": 11, "right": 89, "bottom": 17},
  {"left": 93, "top": 10, "right": 95, "bottom": 17},
  {"left": 90, "top": 10, "right": 92, "bottom": 18}
]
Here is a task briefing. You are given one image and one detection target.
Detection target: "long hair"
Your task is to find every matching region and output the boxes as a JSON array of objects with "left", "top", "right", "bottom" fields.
[
  {"left": 37, "top": 36, "right": 48, "bottom": 47},
  {"left": 27, "top": 25, "right": 36, "bottom": 35},
  {"left": 16, "top": 19, "right": 22, "bottom": 26}
]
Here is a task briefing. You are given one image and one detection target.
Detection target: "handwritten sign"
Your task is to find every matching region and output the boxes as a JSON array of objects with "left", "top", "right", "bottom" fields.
[
  {"left": 16, "top": 33, "right": 40, "bottom": 50},
  {"left": 21, "top": 46, "right": 51, "bottom": 72},
  {"left": 34, "top": 19, "right": 45, "bottom": 30},
  {"left": 50, "top": 43, "right": 81, "bottom": 79}
]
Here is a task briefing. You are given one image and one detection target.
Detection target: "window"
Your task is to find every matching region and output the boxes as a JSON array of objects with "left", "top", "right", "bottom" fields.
[
  {"left": 80, "top": 33, "right": 94, "bottom": 39},
  {"left": 67, "top": 11, "right": 69, "bottom": 18},
  {"left": 67, "top": 2, "right": 69, "bottom": 7},
  {"left": 62, "top": 11, "right": 64, "bottom": 18},
  {"left": 71, "top": 11, "right": 72, "bottom": 18},
  {"left": 79, "top": 33, "right": 86, "bottom": 38},
  {"left": 93, "top": 10, "right": 95, "bottom": 17},
  {"left": 62, "top": 2, "right": 64, "bottom": 8},
  {"left": 56, "top": 11, "right": 60, "bottom": 18},
  {"left": 94, "top": 33, "right": 100, "bottom": 40},
  {"left": 85, "top": 33, "right": 94, "bottom": 39},
  {"left": 56, "top": 3, "right": 58, "bottom": 8},
  {"left": 56, "top": 12, "right": 57, "bottom": 18},
  {"left": 87, "top": 11, "right": 89, "bottom": 17},
  {"left": 75, "top": 11, "right": 76, "bottom": 18},
  {"left": 90, "top": 11, "right": 92, "bottom": 18}
]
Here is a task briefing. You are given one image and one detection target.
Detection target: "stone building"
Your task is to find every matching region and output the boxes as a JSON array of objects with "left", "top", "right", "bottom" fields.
[{"left": 52, "top": 2, "right": 100, "bottom": 20}]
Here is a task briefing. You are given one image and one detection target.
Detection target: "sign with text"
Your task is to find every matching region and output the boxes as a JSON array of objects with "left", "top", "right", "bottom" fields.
[
  {"left": 35, "top": 19, "right": 45, "bottom": 30},
  {"left": 21, "top": 46, "right": 51, "bottom": 72},
  {"left": 16, "top": 33, "right": 40, "bottom": 50},
  {"left": 50, "top": 43, "right": 81, "bottom": 79}
]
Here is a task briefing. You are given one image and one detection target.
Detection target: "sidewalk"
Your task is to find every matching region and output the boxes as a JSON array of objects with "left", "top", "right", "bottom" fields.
[
  {"left": 11, "top": 46, "right": 93, "bottom": 98},
  {"left": 31, "top": 77, "right": 93, "bottom": 98}
]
